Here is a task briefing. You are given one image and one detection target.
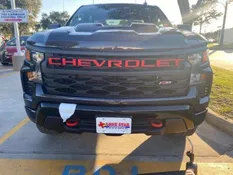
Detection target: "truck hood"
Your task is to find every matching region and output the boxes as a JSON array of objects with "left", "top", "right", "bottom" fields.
[{"left": 27, "top": 24, "right": 207, "bottom": 52}]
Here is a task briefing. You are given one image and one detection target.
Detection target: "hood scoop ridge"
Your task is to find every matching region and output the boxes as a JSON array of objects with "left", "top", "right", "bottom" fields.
[{"left": 74, "top": 23, "right": 158, "bottom": 34}]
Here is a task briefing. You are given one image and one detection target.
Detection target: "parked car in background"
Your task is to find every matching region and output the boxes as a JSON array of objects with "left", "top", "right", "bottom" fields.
[
  {"left": 0, "top": 36, "right": 29, "bottom": 65},
  {"left": 208, "top": 38, "right": 216, "bottom": 43}
]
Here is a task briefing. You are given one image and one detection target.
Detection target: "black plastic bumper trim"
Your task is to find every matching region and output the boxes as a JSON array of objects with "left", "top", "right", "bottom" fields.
[
  {"left": 24, "top": 84, "right": 200, "bottom": 109},
  {"left": 44, "top": 103, "right": 190, "bottom": 114},
  {"left": 25, "top": 102, "right": 207, "bottom": 134}
]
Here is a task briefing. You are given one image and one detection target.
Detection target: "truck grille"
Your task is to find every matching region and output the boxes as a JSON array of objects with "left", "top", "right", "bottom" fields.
[{"left": 43, "top": 73, "right": 189, "bottom": 98}]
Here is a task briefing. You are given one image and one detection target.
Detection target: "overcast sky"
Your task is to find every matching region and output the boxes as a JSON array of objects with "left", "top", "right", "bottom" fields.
[{"left": 39, "top": 0, "right": 233, "bottom": 33}]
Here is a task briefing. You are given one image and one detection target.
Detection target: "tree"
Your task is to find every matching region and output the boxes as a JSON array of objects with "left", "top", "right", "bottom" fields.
[
  {"left": 192, "top": 0, "right": 222, "bottom": 34},
  {"left": 177, "top": 0, "right": 222, "bottom": 31},
  {"left": 39, "top": 11, "right": 70, "bottom": 30},
  {"left": 0, "top": 0, "right": 42, "bottom": 38}
]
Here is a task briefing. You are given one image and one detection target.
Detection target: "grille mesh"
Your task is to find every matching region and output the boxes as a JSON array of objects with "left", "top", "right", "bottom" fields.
[{"left": 43, "top": 74, "right": 189, "bottom": 98}]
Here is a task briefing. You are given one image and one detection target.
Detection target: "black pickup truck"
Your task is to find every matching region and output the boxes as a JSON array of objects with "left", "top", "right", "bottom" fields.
[{"left": 21, "top": 3, "right": 213, "bottom": 136}]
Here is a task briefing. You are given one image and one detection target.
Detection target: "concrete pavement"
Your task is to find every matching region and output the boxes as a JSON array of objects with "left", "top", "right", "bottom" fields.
[
  {"left": 0, "top": 65, "right": 233, "bottom": 175},
  {"left": 209, "top": 50, "right": 233, "bottom": 71}
]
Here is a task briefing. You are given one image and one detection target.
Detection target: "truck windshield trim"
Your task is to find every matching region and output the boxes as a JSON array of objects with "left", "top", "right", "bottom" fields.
[{"left": 67, "top": 4, "right": 171, "bottom": 28}]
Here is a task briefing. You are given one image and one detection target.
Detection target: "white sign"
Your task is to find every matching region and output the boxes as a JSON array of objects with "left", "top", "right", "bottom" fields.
[
  {"left": 0, "top": 9, "right": 28, "bottom": 23},
  {"left": 96, "top": 117, "right": 132, "bottom": 134}
]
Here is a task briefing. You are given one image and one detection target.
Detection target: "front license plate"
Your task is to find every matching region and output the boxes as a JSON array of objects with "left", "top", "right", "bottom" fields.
[{"left": 96, "top": 117, "right": 132, "bottom": 134}]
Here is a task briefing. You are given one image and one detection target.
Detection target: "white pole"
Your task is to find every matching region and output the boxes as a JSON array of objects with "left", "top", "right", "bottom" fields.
[
  {"left": 10, "top": 0, "right": 22, "bottom": 56},
  {"left": 220, "top": 1, "right": 228, "bottom": 46}
]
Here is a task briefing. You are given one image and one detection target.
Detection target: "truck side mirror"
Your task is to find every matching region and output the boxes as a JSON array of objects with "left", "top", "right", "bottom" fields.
[
  {"left": 48, "top": 23, "right": 62, "bottom": 29},
  {"left": 177, "top": 24, "right": 192, "bottom": 31}
]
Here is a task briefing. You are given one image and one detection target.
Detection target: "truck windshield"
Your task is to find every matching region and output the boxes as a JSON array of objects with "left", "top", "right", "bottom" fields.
[{"left": 67, "top": 4, "right": 171, "bottom": 28}]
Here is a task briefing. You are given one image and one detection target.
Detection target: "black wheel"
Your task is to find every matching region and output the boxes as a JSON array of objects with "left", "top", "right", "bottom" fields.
[
  {"left": 37, "top": 125, "right": 60, "bottom": 135},
  {"left": 0, "top": 52, "right": 8, "bottom": 65},
  {"left": 185, "top": 127, "right": 197, "bottom": 136},
  {"left": 1, "top": 62, "right": 9, "bottom": 66}
]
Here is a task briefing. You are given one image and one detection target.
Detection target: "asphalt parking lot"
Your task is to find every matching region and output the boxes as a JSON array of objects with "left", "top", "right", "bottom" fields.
[{"left": 0, "top": 64, "right": 233, "bottom": 175}]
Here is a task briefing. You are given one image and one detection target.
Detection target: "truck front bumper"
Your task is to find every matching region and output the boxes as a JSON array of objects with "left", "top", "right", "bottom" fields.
[{"left": 24, "top": 84, "right": 209, "bottom": 135}]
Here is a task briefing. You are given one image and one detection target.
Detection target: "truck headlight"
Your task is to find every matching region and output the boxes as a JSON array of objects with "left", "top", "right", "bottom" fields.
[
  {"left": 25, "top": 49, "right": 44, "bottom": 82},
  {"left": 31, "top": 51, "right": 44, "bottom": 63},
  {"left": 25, "top": 49, "right": 44, "bottom": 63},
  {"left": 189, "top": 51, "right": 209, "bottom": 85},
  {"left": 188, "top": 51, "right": 209, "bottom": 65},
  {"left": 188, "top": 53, "right": 202, "bottom": 65}
]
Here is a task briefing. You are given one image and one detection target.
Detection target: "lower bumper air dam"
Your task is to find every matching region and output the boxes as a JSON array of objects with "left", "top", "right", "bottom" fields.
[{"left": 25, "top": 102, "right": 207, "bottom": 135}]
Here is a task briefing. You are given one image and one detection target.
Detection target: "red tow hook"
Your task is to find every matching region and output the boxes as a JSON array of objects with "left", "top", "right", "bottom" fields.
[
  {"left": 151, "top": 120, "right": 163, "bottom": 128},
  {"left": 66, "top": 119, "right": 79, "bottom": 127}
]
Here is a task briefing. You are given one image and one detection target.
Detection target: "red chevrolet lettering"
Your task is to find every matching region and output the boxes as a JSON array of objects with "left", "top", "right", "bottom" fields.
[
  {"left": 62, "top": 58, "right": 76, "bottom": 66},
  {"left": 92, "top": 60, "right": 106, "bottom": 67},
  {"left": 108, "top": 60, "right": 122, "bottom": 68},
  {"left": 48, "top": 57, "right": 61, "bottom": 66},
  {"left": 157, "top": 58, "right": 184, "bottom": 68},
  {"left": 141, "top": 60, "right": 156, "bottom": 68},
  {"left": 157, "top": 59, "right": 170, "bottom": 68},
  {"left": 77, "top": 59, "right": 91, "bottom": 67},
  {"left": 48, "top": 58, "right": 183, "bottom": 68},
  {"left": 125, "top": 60, "right": 140, "bottom": 68},
  {"left": 174, "top": 58, "right": 184, "bottom": 67}
]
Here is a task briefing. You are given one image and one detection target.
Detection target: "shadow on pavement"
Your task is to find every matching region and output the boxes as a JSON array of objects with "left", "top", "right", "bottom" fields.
[
  {"left": 195, "top": 121, "right": 233, "bottom": 158},
  {"left": 39, "top": 132, "right": 99, "bottom": 174},
  {"left": 100, "top": 135, "right": 186, "bottom": 174},
  {"left": 96, "top": 121, "right": 233, "bottom": 174},
  {"left": 34, "top": 133, "right": 185, "bottom": 174}
]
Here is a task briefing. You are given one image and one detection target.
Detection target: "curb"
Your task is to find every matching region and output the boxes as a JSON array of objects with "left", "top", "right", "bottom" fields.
[
  {"left": 210, "top": 45, "right": 233, "bottom": 50},
  {"left": 206, "top": 109, "right": 233, "bottom": 136}
]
